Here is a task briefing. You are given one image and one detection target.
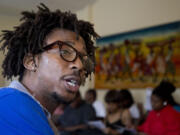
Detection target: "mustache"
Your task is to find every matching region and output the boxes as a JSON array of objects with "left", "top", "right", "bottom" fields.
[{"left": 62, "top": 70, "right": 86, "bottom": 85}]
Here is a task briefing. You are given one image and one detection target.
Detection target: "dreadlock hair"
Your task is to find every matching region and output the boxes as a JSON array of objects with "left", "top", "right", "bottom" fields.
[{"left": 0, "top": 3, "right": 99, "bottom": 81}]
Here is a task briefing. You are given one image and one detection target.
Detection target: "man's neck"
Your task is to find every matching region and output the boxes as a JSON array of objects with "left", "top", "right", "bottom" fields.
[{"left": 21, "top": 76, "right": 57, "bottom": 114}]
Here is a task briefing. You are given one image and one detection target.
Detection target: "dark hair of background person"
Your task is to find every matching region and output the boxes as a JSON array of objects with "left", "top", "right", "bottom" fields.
[
  {"left": 105, "top": 90, "right": 119, "bottom": 103},
  {"left": 0, "top": 3, "right": 99, "bottom": 81},
  {"left": 118, "top": 89, "right": 134, "bottom": 108},
  {"left": 152, "top": 80, "right": 179, "bottom": 106},
  {"left": 86, "top": 88, "right": 97, "bottom": 100}
]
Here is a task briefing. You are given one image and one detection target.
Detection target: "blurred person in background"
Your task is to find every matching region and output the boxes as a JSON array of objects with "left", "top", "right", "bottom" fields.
[
  {"left": 85, "top": 88, "right": 106, "bottom": 119},
  {"left": 52, "top": 103, "right": 66, "bottom": 126},
  {"left": 157, "top": 80, "right": 180, "bottom": 112},
  {"left": 103, "top": 90, "right": 134, "bottom": 135},
  {"left": 56, "top": 91, "right": 105, "bottom": 135},
  {"left": 118, "top": 89, "right": 141, "bottom": 126},
  {"left": 138, "top": 81, "right": 180, "bottom": 135}
]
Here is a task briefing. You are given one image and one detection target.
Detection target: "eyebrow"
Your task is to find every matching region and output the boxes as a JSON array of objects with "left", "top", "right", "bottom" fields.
[
  {"left": 64, "top": 40, "right": 87, "bottom": 54},
  {"left": 64, "top": 41, "right": 75, "bottom": 46}
]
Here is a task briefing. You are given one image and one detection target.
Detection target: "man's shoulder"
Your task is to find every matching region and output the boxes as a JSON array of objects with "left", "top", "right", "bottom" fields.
[
  {"left": 81, "top": 101, "right": 93, "bottom": 108},
  {"left": 80, "top": 101, "right": 95, "bottom": 112},
  {"left": 0, "top": 87, "right": 42, "bottom": 113},
  {"left": 0, "top": 87, "right": 54, "bottom": 135},
  {"left": 0, "top": 87, "right": 33, "bottom": 103},
  {"left": 0, "top": 87, "right": 18, "bottom": 97}
]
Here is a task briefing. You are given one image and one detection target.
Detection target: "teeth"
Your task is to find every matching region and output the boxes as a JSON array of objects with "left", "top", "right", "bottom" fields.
[
  {"left": 71, "top": 80, "right": 76, "bottom": 84},
  {"left": 67, "top": 81, "right": 76, "bottom": 87}
]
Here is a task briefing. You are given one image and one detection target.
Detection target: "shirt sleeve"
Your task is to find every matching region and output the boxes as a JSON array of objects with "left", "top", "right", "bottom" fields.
[
  {"left": 93, "top": 101, "right": 106, "bottom": 117},
  {"left": 129, "top": 104, "right": 140, "bottom": 119}
]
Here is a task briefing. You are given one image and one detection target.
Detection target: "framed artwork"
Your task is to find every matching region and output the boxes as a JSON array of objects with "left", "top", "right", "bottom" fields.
[{"left": 95, "top": 21, "right": 180, "bottom": 89}]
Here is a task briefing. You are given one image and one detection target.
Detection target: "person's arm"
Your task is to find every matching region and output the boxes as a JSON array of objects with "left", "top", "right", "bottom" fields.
[{"left": 121, "top": 109, "right": 134, "bottom": 128}]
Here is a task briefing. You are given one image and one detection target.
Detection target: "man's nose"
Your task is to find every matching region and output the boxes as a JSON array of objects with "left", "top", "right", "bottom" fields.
[{"left": 69, "top": 56, "right": 84, "bottom": 71}]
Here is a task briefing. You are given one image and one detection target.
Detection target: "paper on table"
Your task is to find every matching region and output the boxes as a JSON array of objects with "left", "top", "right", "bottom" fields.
[
  {"left": 114, "top": 125, "right": 137, "bottom": 134},
  {"left": 88, "top": 121, "right": 106, "bottom": 130}
]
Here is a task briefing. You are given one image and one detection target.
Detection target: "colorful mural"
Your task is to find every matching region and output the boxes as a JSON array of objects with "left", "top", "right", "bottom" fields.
[{"left": 95, "top": 21, "right": 180, "bottom": 89}]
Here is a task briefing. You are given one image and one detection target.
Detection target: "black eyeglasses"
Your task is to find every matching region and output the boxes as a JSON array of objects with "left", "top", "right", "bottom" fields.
[{"left": 42, "top": 40, "right": 94, "bottom": 74}]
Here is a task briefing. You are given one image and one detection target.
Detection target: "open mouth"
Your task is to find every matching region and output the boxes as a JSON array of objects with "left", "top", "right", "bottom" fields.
[{"left": 64, "top": 77, "right": 81, "bottom": 92}]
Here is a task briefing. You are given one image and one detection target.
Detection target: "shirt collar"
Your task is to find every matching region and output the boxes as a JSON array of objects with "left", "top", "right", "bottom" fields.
[{"left": 9, "top": 80, "right": 32, "bottom": 97}]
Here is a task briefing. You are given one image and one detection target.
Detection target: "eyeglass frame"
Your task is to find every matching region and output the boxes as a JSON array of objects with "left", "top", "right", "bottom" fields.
[{"left": 39, "top": 40, "right": 94, "bottom": 72}]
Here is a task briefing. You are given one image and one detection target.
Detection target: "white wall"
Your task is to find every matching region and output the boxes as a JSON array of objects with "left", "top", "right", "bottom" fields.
[
  {"left": 0, "top": 14, "right": 20, "bottom": 86},
  {"left": 77, "top": 0, "right": 180, "bottom": 107},
  {"left": 0, "top": 14, "right": 20, "bottom": 30},
  {"left": 92, "top": 0, "right": 180, "bottom": 36}
]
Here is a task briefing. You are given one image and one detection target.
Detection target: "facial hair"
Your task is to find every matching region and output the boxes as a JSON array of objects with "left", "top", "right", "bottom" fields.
[
  {"left": 48, "top": 70, "right": 85, "bottom": 108},
  {"left": 50, "top": 92, "right": 73, "bottom": 105}
]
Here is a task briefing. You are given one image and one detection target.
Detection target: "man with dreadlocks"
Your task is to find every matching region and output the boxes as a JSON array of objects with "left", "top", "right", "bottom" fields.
[{"left": 0, "top": 3, "right": 99, "bottom": 135}]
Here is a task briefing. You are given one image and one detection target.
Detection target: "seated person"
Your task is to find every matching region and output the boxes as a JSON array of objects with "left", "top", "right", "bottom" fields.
[
  {"left": 138, "top": 82, "right": 180, "bottom": 135},
  {"left": 52, "top": 103, "right": 66, "bottom": 126},
  {"left": 118, "top": 89, "right": 141, "bottom": 125},
  {"left": 157, "top": 80, "right": 180, "bottom": 112},
  {"left": 85, "top": 89, "right": 106, "bottom": 119},
  {"left": 104, "top": 90, "right": 134, "bottom": 135},
  {"left": 57, "top": 91, "right": 105, "bottom": 135}
]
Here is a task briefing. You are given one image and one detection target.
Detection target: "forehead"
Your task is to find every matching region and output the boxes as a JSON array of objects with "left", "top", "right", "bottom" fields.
[
  {"left": 45, "top": 28, "right": 86, "bottom": 50},
  {"left": 151, "top": 94, "right": 162, "bottom": 101},
  {"left": 107, "top": 102, "right": 117, "bottom": 105}
]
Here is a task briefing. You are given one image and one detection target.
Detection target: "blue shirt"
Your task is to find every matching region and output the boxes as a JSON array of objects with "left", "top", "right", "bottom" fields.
[
  {"left": 0, "top": 87, "right": 55, "bottom": 135},
  {"left": 174, "top": 105, "right": 180, "bottom": 112}
]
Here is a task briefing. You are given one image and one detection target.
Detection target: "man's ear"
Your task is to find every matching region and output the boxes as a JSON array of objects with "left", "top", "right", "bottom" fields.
[{"left": 23, "top": 54, "right": 38, "bottom": 71}]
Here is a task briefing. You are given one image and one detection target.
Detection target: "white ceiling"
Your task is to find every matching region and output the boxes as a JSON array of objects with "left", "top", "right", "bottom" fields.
[{"left": 0, "top": 0, "right": 97, "bottom": 16}]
